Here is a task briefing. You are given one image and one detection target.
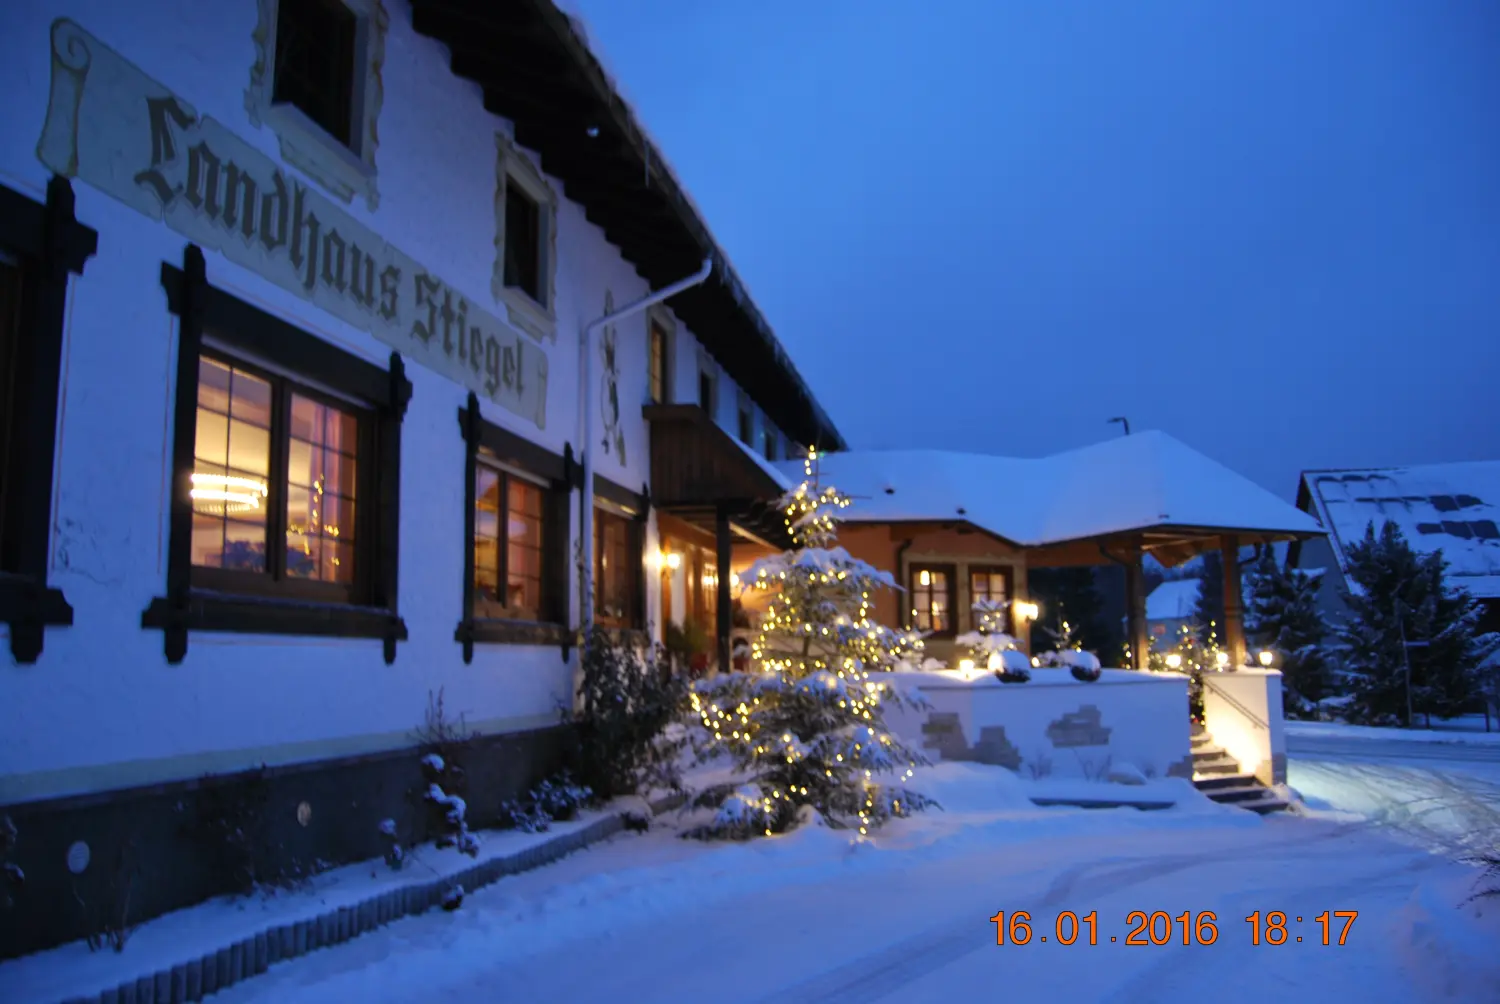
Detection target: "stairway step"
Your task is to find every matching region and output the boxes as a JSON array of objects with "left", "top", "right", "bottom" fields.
[
  {"left": 1192, "top": 748, "right": 1230, "bottom": 762},
  {"left": 1193, "top": 763, "right": 1241, "bottom": 777},
  {"left": 1203, "top": 784, "right": 1274, "bottom": 804},
  {"left": 1192, "top": 772, "right": 1258, "bottom": 791}
]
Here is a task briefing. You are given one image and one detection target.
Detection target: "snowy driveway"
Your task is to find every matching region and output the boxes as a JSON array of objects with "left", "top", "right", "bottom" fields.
[
  {"left": 1287, "top": 725, "right": 1500, "bottom": 855},
  {"left": 204, "top": 763, "right": 1500, "bottom": 1004}
]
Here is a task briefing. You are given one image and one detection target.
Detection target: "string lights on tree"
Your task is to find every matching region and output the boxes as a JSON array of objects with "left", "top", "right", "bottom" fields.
[{"left": 685, "top": 446, "right": 934, "bottom": 839}]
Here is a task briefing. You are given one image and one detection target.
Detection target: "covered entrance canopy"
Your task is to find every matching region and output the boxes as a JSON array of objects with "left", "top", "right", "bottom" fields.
[
  {"left": 645, "top": 404, "right": 795, "bottom": 671},
  {"left": 787, "top": 431, "right": 1327, "bottom": 669}
]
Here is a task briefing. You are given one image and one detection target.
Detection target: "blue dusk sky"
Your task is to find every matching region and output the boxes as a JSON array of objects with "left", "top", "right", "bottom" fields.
[{"left": 570, "top": 1, "right": 1499, "bottom": 498}]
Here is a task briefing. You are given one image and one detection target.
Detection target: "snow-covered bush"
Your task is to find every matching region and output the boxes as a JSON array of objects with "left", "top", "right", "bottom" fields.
[
  {"left": 377, "top": 818, "right": 404, "bottom": 871},
  {"left": 568, "top": 625, "right": 688, "bottom": 800},
  {"left": 957, "top": 598, "right": 1031, "bottom": 682},
  {"left": 413, "top": 690, "right": 480, "bottom": 857},
  {"left": 501, "top": 771, "right": 594, "bottom": 834},
  {"left": 685, "top": 464, "right": 935, "bottom": 839}
]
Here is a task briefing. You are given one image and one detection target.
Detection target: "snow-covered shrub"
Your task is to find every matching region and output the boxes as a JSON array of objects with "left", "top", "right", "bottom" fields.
[
  {"left": 568, "top": 625, "right": 688, "bottom": 799},
  {"left": 181, "top": 766, "right": 304, "bottom": 894},
  {"left": 684, "top": 472, "right": 935, "bottom": 840},
  {"left": 1, "top": 815, "right": 21, "bottom": 909},
  {"left": 414, "top": 690, "right": 480, "bottom": 856},
  {"left": 377, "top": 818, "right": 404, "bottom": 871},
  {"left": 441, "top": 884, "right": 465, "bottom": 911},
  {"left": 501, "top": 771, "right": 594, "bottom": 834}
]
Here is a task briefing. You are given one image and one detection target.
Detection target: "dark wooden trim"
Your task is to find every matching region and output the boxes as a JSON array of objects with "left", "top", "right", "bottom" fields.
[
  {"left": 462, "top": 617, "right": 574, "bottom": 648},
  {"left": 908, "top": 561, "right": 959, "bottom": 639},
  {"left": 458, "top": 394, "right": 481, "bottom": 663},
  {"left": 454, "top": 398, "right": 573, "bottom": 660},
  {"left": 145, "top": 247, "right": 411, "bottom": 662},
  {"left": 715, "top": 504, "right": 732, "bottom": 673},
  {"left": 142, "top": 592, "right": 408, "bottom": 643},
  {"left": 594, "top": 474, "right": 646, "bottom": 514},
  {"left": 0, "top": 177, "right": 96, "bottom": 662},
  {"left": 162, "top": 265, "right": 393, "bottom": 407}
]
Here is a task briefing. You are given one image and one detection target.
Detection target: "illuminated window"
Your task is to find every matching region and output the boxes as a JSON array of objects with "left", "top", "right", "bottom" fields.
[
  {"left": 648, "top": 320, "right": 670, "bottom": 404},
  {"left": 968, "top": 566, "right": 1012, "bottom": 631},
  {"left": 910, "top": 564, "right": 955, "bottom": 635},
  {"left": 473, "top": 463, "right": 548, "bottom": 620},
  {"left": 191, "top": 354, "right": 363, "bottom": 597},
  {"left": 594, "top": 506, "right": 641, "bottom": 629}
]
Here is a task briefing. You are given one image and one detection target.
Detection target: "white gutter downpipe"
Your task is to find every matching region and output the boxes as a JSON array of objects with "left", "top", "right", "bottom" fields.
[{"left": 579, "top": 257, "right": 714, "bottom": 631}]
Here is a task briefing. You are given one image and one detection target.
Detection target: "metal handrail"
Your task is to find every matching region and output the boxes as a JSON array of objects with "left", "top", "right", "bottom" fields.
[{"left": 1201, "top": 674, "right": 1270, "bottom": 732}]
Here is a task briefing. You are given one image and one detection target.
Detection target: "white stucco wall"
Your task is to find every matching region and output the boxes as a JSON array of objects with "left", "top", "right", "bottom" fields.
[
  {"left": 1201, "top": 667, "right": 1286, "bottom": 786},
  {"left": 884, "top": 669, "right": 1194, "bottom": 781},
  {"left": 0, "top": 0, "right": 793, "bottom": 803}
]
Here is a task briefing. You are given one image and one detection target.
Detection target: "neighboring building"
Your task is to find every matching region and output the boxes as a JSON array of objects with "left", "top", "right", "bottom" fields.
[
  {"left": 1292, "top": 463, "right": 1500, "bottom": 634},
  {"left": 1145, "top": 579, "right": 1200, "bottom": 642},
  {"left": 761, "top": 431, "right": 1324, "bottom": 667},
  {"left": 0, "top": 0, "right": 840, "bottom": 957}
]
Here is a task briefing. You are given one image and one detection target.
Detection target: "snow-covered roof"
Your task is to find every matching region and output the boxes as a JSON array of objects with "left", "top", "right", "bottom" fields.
[
  {"left": 776, "top": 431, "right": 1325, "bottom": 549},
  {"left": 1146, "top": 580, "right": 1200, "bottom": 621},
  {"left": 1299, "top": 462, "right": 1500, "bottom": 599},
  {"left": 730, "top": 435, "right": 794, "bottom": 492},
  {"left": 545, "top": 1, "right": 844, "bottom": 451}
]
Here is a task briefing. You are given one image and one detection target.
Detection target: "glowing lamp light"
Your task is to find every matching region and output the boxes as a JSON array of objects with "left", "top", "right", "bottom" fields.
[
  {"left": 190, "top": 472, "right": 267, "bottom": 514},
  {"left": 918, "top": 569, "right": 931, "bottom": 587},
  {"left": 1258, "top": 650, "right": 1274, "bottom": 668},
  {"left": 730, "top": 572, "right": 740, "bottom": 587},
  {"left": 957, "top": 658, "right": 975, "bottom": 678},
  {"left": 1014, "top": 601, "right": 1039, "bottom": 622},
  {"left": 1215, "top": 651, "right": 1229, "bottom": 668},
  {"left": 1165, "top": 653, "right": 1183, "bottom": 670},
  {"left": 661, "top": 551, "right": 682, "bottom": 571}
]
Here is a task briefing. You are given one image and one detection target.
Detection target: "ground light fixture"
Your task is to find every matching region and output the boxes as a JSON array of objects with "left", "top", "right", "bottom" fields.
[
  {"left": 1258, "top": 650, "right": 1274, "bottom": 667},
  {"left": 1165, "top": 653, "right": 1183, "bottom": 670}
]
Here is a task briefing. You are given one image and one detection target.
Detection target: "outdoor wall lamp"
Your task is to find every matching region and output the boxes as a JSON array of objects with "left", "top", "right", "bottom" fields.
[
  {"left": 1014, "top": 601, "right": 1039, "bottom": 622},
  {"left": 660, "top": 551, "right": 682, "bottom": 571}
]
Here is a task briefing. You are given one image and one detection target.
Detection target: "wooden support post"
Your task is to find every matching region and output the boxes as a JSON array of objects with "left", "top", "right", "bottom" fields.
[
  {"left": 715, "top": 505, "right": 733, "bottom": 676},
  {"left": 1125, "top": 549, "right": 1148, "bottom": 670},
  {"left": 1221, "top": 534, "right": 1246, "bottom": 669}
]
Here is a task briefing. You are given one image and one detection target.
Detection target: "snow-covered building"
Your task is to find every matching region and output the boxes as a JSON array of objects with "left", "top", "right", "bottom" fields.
[
  {"left": 772, "top": 432, "right": 1325, "bottom": 666},
  {"left": 1292, "top": 463, "right": 1500, "bottom": 634},
  {"left": 1145, "top": 579, "right": 1201, "bottom": 641},
  {"left": 0, "top": 0, "right": 841, "bottom": 958}
]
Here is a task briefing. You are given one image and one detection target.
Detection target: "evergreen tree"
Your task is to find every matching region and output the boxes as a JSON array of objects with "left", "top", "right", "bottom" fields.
[
  {"left": 1192, "top": 551, "right": 1225, "bottom": 645},
  {"left": 685, "top": 458, "right": 935, "bottom": 839},
  {"left": 1243, "top": 549, "right": 1332, "bottom": 716},
  {"left": 1333, "top": 521, "right": 1499, "bottom": 726},
  {"left": 1027, "top": 567, "right": 1120, "bottom": 657}
]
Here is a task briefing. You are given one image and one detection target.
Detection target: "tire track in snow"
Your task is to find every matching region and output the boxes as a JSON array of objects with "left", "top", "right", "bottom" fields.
[{"left": 752, "top": 825, "right": 1358, "bottom": 1004}]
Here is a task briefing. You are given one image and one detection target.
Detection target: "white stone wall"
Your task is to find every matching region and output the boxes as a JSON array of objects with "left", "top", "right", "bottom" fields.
[
  {"left": 0, "top": 0, "right": 796, "bottom": 802},
  {"left": 884, "top": 669, "right": 1194, "bottom": 781}
]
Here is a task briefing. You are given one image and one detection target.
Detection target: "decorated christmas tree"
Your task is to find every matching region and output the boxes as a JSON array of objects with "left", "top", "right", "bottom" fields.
[
  {"left": 686, "top": 450, "right": 935, "bottom": 839},
  {"left": 956, "top": 598, "right": 1030, "bottom": 680}
]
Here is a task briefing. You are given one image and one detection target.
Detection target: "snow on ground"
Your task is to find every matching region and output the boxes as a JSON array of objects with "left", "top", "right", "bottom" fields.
[
  {"left": 160, "top": 764, "right": 1500, "bottom": 1004},
  {"left": 1287, "top": 717, "right": 1500, "bottom": 746}
]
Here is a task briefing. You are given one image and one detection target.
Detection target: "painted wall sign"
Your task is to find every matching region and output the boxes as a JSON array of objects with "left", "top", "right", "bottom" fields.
[{"left": 36, "top": 19, "right": 549, "bottom": 429}]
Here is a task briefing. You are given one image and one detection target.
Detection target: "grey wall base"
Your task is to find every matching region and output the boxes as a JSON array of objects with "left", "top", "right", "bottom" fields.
[{"left": 50, "top": 791, "right": 684, "bottom": 1004}]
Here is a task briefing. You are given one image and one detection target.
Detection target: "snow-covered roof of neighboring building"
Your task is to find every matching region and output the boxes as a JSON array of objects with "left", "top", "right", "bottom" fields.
[
  {"left": 1298, "top": 462, "right": 1500, "bottom": 599},
  {"left": 1146, "top": 580, "right": 1200, "bottom": 621},
  {"left": 774, "top": 431, "right": 1325, "bottom": 550}
]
